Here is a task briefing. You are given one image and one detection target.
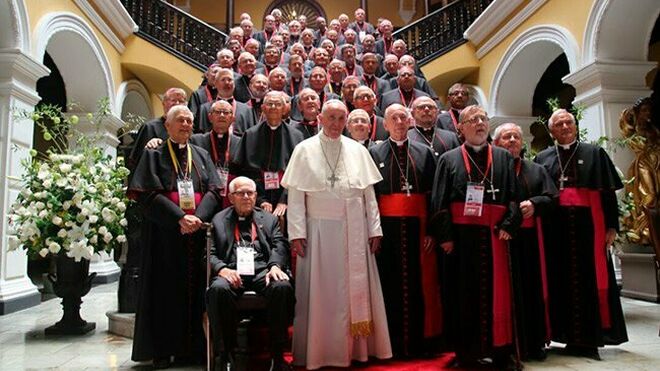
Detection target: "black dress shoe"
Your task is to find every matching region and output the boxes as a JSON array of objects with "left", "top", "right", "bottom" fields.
[
  {"left": 528, "top": 347, "right": 547, "bottom": 361},
  {"left": 269, "top": 357, "right": 293, "bottom": 371},
  {"left": 152, "top": 357, "right": 172, "bottom": 369},
  {"left": 565, "top": 344, "right": 601, "bottom": 360},
  {"left": 493, "top": 354, "right": 523, "bottom": 371}
]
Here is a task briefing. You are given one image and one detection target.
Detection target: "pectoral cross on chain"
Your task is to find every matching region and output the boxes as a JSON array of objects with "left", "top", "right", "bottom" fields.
[
  {"left": 486, "top": 183, "right": 500, "bottom": 201},
  {"left": 558, "top": 174, "right": 568, "bottom": 190},
  {"left": 401, "top": 182, "right": 412, "bottom": 197},
  {"left": 327, "top": 173, "right": 339, "bottom": 188}
]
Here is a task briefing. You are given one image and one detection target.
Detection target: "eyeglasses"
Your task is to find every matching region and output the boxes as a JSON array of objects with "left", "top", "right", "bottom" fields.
[
  {"left": 211, "top": 109, "right": 233, "bottom": 115},
  {"left": 464, "top": 114, "right": 488, "bottom": 125},
  {"left": 264, "top": 101, "right": 284, "bottom": 108},
  {"left": 231, "top": 190, "right": 256, "bottom": 197},
  {"left": 414, "top": 104, "right": 437, "bottom": 111}
]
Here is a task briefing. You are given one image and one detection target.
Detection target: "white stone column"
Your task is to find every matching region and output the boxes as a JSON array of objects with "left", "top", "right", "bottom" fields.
[
  {"left": 67, "top": 112, "right": 125, "bottom": 282},
  {"left": 0, "top": 49, "right": 50, "bottom": 314}
]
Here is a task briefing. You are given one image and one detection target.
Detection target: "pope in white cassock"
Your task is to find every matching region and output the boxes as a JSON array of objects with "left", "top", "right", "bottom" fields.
[{"left": 282, "top": 100, "right": 392, "bottom": 370}]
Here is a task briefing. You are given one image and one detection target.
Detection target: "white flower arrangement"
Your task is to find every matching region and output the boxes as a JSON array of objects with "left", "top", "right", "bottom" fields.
[{"left": 7, "top": 99, "right": 135, "bottom": 261}]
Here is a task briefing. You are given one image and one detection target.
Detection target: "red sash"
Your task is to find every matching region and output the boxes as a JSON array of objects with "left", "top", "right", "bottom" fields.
[
  {"left": 165, "top": 192, "right": 203, "bottom": 215},
  {"left": 520, "top": 216, "right": 552, "bottom": 342},
  {"left": 379, "top": 194, "right": 442, "bottom": 338},
  {"left": 450, "top": 202, "right": 512, "bottom": 346},
  {"left": 559, "top": 187, "right": 610, "bottom": 328}
]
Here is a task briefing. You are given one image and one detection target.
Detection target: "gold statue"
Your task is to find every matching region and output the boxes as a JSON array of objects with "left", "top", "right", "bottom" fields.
[{"left": 619, "top": 97, "right": 659, "bottom": 245}]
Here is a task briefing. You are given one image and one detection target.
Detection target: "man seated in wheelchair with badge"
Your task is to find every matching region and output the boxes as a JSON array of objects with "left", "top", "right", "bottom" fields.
[{"left": 206, "top": 176, "right": 295, "bottom": 371}]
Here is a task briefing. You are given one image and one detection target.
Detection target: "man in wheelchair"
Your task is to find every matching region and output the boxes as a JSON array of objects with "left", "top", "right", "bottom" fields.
[{"left": 207, "top": 176, "right": 295, "bottom": 371}]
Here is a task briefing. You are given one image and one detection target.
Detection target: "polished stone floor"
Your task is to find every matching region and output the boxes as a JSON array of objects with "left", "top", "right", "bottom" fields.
[{"left": 0, "top": 282, "right": 659, "bottom": 370}]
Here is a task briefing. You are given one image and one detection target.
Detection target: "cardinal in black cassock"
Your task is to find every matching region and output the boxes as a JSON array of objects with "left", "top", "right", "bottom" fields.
[
  {"left": 235, "top": 92, "right": 304, "bottom": 212},
  {"left": 430, "top": 106, "right": 521, "bottom": 368},
  {"left": 370, "top": 120, "right": 442, "bottom": 357},
  {"left": 534, "top": 110, "right": 627, "bottom": 358},
  {"left": 494, "top": 123, "right": 558, "bottom": 360},
  {"left": 128, "top": 107, "right": 221, "bottom": 366},
  {"left": 127, "top": 116, "right": 168, "bottom": 176}
]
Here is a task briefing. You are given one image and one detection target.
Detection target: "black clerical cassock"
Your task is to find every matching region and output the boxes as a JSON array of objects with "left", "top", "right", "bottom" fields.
[
  {"left": 408, "top": 125, "right": 460, "bottom": 161},
  {"left": 370, "top": 139, "right": 442, "bottom": 357},
  {"left": 190, "top": 130, "right": 241, "bottom": 209},
  {"left": 289, "top": 118, "right": 319, "bottom": 139},
  {"left": 430, "top": 144, "right": 521, "bottom": 362},
  {"left": 534, "top": 141, "right": 628, "bottom": 347},
  {"left": 235, "top": 122, "right": 304, "bottom": 207},
  {"left": 188, "top": 84, "right": 217, "bottom": 119},
  {"left": 127, "top": 117, "right": 168, "bottom": 175},
  {"left": 510, "top": 157, "right": 558, "bottom": 358},
  {"left": 128, "top": 140, "right": 221, "bottom": 362},
  {"left": 194, "top": 99, "right": 256, "bottom": 136}
]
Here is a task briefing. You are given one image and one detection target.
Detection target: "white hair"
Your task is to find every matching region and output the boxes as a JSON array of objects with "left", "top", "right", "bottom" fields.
[
  {"left": 548, "top": 108, "right": 575, "bottom": 128},
  {"left": 165, "top": 105, "right": 192, "bottom": 122},
  {"left": 228, "top": 176, "right": 256, "bottom": 193},
  {"left": 492, "top": 123, "right": 523, "bottom": 141}
]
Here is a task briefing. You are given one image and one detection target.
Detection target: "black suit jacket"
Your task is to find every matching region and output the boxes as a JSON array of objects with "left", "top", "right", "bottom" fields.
[
  {"left": 194, "top": 99, "right": 256, "bottom": 136},
  {"left": 378, "top": 88, "right": 429, "bottom": 112},
  {"left": 209, "top": 207, "right": 289, "bottom": 277}
]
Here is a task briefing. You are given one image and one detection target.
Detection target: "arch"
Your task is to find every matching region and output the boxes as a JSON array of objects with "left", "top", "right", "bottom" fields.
[
  {"left": 0, "top": 0, "right": 30, "bottom": 50},
  {"left": 32, "top": 12, "right": 115, "bottom": 113},
  {"left": 583, "top": 0, "right": 660, "bottom": 64},
  {"left": 116, "top": 79, "right": 153, "bottom": 121},
  {"left": 265, "top": 0, "right": 326, "bottom": 29},
  {"left": 465, "top": 84, "right": 488, "bottom": 109},
  {"left": 490, "top": 25, "right": 579, "bottom": 117}
]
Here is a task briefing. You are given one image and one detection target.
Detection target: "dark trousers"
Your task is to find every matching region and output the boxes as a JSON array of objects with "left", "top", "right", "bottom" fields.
[{"left": 206, "top": 269, "right": 294, "bottom": 357}]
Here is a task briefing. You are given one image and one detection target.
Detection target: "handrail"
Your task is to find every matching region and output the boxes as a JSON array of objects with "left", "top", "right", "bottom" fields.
[
  {"left": 120, "top": 0, "right": 227, "bottom": 71},
  {"left": 393, "top": 0, "right": 493, "bottom": 66}
]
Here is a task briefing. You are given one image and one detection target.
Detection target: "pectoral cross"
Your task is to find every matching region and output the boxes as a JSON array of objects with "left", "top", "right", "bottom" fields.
[
  {"left": 558, "top": 174, "right": 568, "bottom": 190},
  {"left": 486, "top": 184, "right": 500, "bottom": 201},
  {"left": 401, "top": 182, "right": 412, "bottom": 197},
  {"left": 327, "top": 173, "right": 339, "bottom": 188}
]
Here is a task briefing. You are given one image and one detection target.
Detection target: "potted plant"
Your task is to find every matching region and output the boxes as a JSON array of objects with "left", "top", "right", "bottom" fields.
[{"left": 7, "top": 99, "right": 131, "bottom": 334}]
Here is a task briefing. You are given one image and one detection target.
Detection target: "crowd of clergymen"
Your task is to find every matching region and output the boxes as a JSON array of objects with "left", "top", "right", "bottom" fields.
[{"left": 125, "top": 7, "right": 629, "bottom": 371}]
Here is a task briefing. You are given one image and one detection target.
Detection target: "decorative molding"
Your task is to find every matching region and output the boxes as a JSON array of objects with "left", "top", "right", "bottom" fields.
[
  {"left": 474, "top": 0, "right": 547, "bottom": 59},
  {"left": 463, "top": 0, "right": 524, "bottom": 45},
  {"left": 582, "top": 0, "right": 609, "bottom": 65},
  {"left": 563, "top": 59, "right": 656, "bottom": 107},
  {"left": 7, "top": 0, "right": 31, "bottom": 52},
  {"left": 0, "top": 49, "right": 49, "bottom": 105},
  {"left": 33, "top": 11, "right": 116, "bottom": 111},
  {"left": 464, "top": 84, "right": 488, "bottom": 109},
  {"left": 115, "top": 79, "right": 153, "bottom": 118},
  {"left": 72, "top": 0, "right": 125, "bottom": 53},
  {"left": 489, "top": 25, "right": 579, "bottom": 115},
  {"left": 90, "top": 0, "right": 138, "bottom": 38}
]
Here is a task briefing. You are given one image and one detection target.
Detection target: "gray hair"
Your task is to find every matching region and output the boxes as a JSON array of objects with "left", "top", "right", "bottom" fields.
[
  {"left": 385, "top": 103, "right": 411, "bottom": 119},
  {"left": 229, "top": 176, "right": 256, "bottom": 193},
  {"left": 165, "top": 105, "right": 192, "bottom": 122},
  {"left": 492, "top": 123, "right": 523, "bottom": 141},
  {"left": 548, "top": 108, "right": 575, "bottom": 128}
]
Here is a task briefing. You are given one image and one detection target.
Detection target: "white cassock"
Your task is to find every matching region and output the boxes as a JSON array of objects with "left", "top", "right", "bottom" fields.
[{"left": 282, "top": 131, "right": 392, "bottom": 370}]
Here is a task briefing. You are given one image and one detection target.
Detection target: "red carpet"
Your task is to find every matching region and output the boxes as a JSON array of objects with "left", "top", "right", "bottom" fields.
[{"left": 284, "top": 353, "right": 458, "bottom": 370}]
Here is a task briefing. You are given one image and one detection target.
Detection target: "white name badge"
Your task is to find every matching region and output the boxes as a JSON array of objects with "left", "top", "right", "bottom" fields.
[
  {"left": 464, "top": 182, "right": 484, "bottom": 217},
  {"left": 359, "top": 31, "right": 367, "bottom": 42},
  {"left": 217, "top": 167, "right": 229, "bottom": 197},
  {"left": 237, "top": 245, "right": 255, "bottom": 276},
  {"left": 177, "top": 179, "right": 196, "bottom": 210},
  {"left": 264, "top": 171, "right": 281, "bottom": 190}
]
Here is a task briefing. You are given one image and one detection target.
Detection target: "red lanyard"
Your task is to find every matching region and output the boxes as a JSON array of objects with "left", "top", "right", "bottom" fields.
[
  {"left": 449, "top": 109, "right": 460, "bottom": 132},
  {"left": 370, "top": 115, "right": 378, "bottom": 141},
  {"left": 290, "top": 78, "right": 302, "bottom": 96},
  {"left": 205, "top": 85, "right": 214, "bottom": 102},
  {"left": 398, "top": 88, "right": 415, "bottom": 108},
  {"left": 460, "top": 144, "right": 492, "bottom": 184},
  {"left": 364, "top": 75, "right": 376, "bottom": 92},
  {"left": 209, "top": 129, "right": 232, "bottom": 166},
  {"left": 234, "top": 222, "right": 257, "bottom": 243}
]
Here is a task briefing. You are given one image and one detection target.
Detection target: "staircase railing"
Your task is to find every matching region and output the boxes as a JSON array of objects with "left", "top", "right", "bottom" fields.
[
  {"left": 394, "top": 0, "right": 493, "bottom": 66},
  {"left": 120, "top": 0, "right": 227, "bottom": 71}
]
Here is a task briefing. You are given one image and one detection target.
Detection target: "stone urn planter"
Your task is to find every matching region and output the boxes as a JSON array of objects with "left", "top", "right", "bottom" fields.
[{"left": 45, "top": 255, "right": 97, "bottom": 335}]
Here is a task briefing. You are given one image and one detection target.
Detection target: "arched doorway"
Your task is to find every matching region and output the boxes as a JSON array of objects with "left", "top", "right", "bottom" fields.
[
  {"left": 265, "top": 0, "right": 326, "bottom": 29},
  {"left": 489, "top": 25, "right": 579, "bottom": 143}
]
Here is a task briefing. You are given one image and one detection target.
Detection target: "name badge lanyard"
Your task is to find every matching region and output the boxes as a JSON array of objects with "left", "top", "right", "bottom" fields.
[
  {"left": 210, "top": 128, "right": 232, "bottom": 168},
  {"left": 398, "top": 88, "right": 415, "bottom": 109},
  {"left": 460, "top": 144, "right": 497, "bottom": 200},
  {"left": 167, "top": 138, "right": 193, "bottom": 181},
  {"left": 234, "top": 222, "right": 257, "bottom": 244},
  {"left": 449, "top": 109, "right": 460, "bottom": 132},
  {"left": 370, "top": 115, "right": 378, "bottom": 141}
]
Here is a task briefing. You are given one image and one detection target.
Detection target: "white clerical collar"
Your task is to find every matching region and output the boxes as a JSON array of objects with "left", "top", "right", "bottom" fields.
[
  {"left": 389, "top": 137, "right": 408, "bottom": 147},
  {"left": 216, "top": 133, "right": 224, "bottom": 139},
  {"left": 358, "top": 139, "right": 367, "bottom": 144},
  {"left": 170, "top": 139, "right": 187, "bottom": 149},
  {"left": 238, "top": 216, "right": 246, "bottom": 221},
  {"left": 267, "top": 123, "right": 281, "bottom": 130},
  {"left": 558, "top": 140, "right": 576, "bottom": 150},
  {"left": 467, "top": 142, "right": 487, "bottom": 152}
]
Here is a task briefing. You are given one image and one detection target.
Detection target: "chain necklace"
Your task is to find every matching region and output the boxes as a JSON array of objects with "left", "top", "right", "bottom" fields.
[
  {"left": 320, "top": 139, "right": 343, "bottom": 188},
  {"left": 388, "top": 140, "right": 412, "bottom": 196},
  {"left": 554, "top": 141, "right": 580, "bottom": 190}
]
